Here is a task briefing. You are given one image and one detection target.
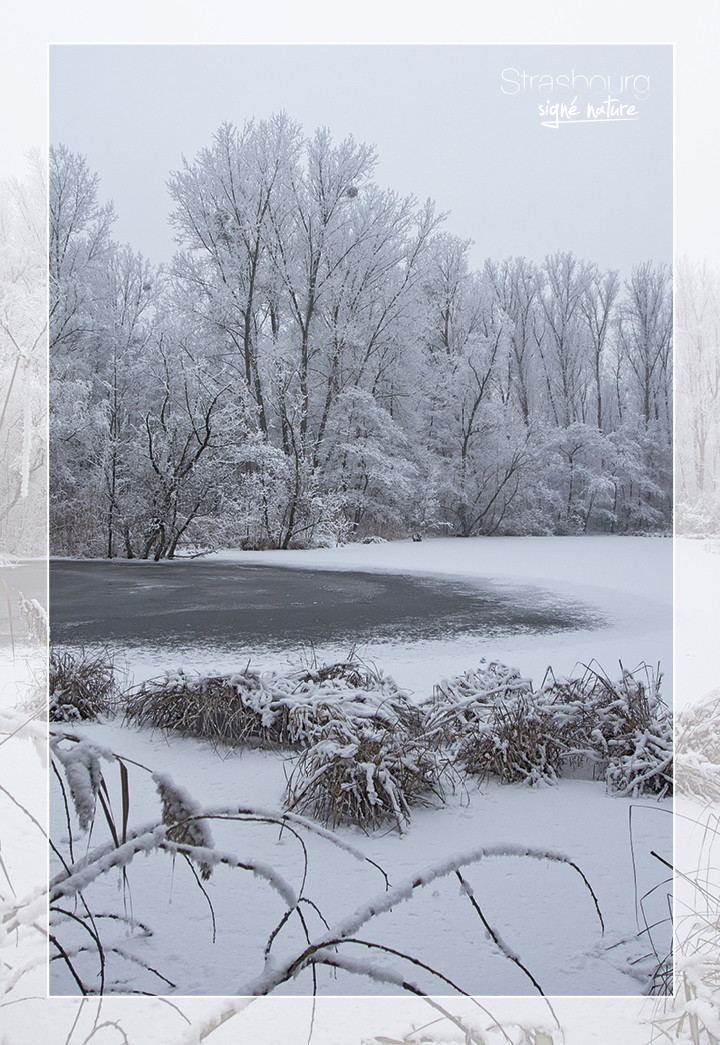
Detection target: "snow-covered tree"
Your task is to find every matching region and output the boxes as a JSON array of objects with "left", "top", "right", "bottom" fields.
[
  {"left": 49, "top": 123, "right": 673, "bottom": 554},
  {"left": 0, "top": 152, "right": 47, "bottom": 554}
]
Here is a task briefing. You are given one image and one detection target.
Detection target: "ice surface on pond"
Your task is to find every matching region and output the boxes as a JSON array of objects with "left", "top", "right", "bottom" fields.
[{"left": 50, "top": 535, "right": 672, "bottom": 699}]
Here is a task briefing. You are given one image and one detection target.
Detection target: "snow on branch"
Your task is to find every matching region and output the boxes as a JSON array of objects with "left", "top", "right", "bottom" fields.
[{"left": 238, "top": 840, "right": 604, "bottom": 996}]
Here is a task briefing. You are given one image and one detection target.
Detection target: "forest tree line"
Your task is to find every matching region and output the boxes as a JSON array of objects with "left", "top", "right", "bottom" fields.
[
  {"left": 0, "top": 153, "right": 46, "bottom": 557},
  {"left": 50, "top": 116, "right": 673, "bottom": 559}
]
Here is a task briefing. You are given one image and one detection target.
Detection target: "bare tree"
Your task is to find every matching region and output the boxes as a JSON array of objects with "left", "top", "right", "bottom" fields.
[
  {"left": 617, "top": 262, "right": 673, "bottom": 427},
  {"left": 537, "top": 252, "right": 596, "bottom": 427},
  {"left": 581, "top": 267, "right": 620, "bottom": 431}
]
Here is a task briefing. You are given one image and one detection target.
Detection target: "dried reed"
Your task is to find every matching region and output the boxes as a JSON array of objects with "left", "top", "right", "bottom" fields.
[{"left": 49, "top": 648, "right": 118, "bottom": 722}]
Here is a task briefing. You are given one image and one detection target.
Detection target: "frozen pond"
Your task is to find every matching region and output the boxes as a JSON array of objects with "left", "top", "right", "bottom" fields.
[
  {"left": 47, "top": 538, "right": 671, "bottom": 696},
  {"left": 49, "top": 558, "right": 604, "bottom": 651}
]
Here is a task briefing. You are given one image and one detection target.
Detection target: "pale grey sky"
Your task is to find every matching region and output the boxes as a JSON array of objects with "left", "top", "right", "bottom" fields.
[{"left": 50, "top": 43, "right": 672, "bottom": 276}]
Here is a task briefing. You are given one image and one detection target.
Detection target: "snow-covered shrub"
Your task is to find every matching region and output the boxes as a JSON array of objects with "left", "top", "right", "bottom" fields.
[
  {"left": 433, "top": 661, "right": 533, "bottom": 702},
  {"left": 426, "top": 662, "right": 534, "bottom": 744},
  {"left": 125, "top": 662, "right": 417, "bottom": 752},
  {"left": 457, "top": 694, "right": 578, "bottom": 785},
  {"left": 49, "top": 647, "right": 117, "bottom": 722},
  {"left": 284, "top": 707, "right": 446, "bottom": 831},
  {"left": 126, "top": 670, "right": 288, "bottom": 746},
  {"left": 297, "top": 659, "right": 399, "bottom": 692}
]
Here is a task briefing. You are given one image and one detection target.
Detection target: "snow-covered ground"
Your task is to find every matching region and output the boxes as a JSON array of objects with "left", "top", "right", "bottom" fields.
[
  {"left": 49, "top": 716, "right": 672, "bottom": 999},
  {"left": 44, "top": 536, "right": 673, "bottom": 1001},
  {"left": 675, "top": 537, "right": 720, "bottom": 704},
  {"left": 4, "top": 532, "right": 706, "bottom": 1045}
]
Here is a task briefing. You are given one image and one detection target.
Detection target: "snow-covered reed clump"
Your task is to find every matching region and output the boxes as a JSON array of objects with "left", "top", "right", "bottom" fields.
[
  {"left": 676, "top": 690, "right": 720, "bottom": 802},
  {"left": 49, "top": 647, "right": 118, "bottom": 723},
  {"left": 124, "top": 661, "right": 418, "bottom": 751},
  {"left": 425, "top": 660, "right": 672, "bottom": 796},
  {"left": 125, "top": 661, "right": 444, "bottom": 831},
  {"left": 284, "top": 702, "right": 446, "bottom": 831},
  {"left": 59, "top": 653, "right": 671, "bottom": 834}
]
